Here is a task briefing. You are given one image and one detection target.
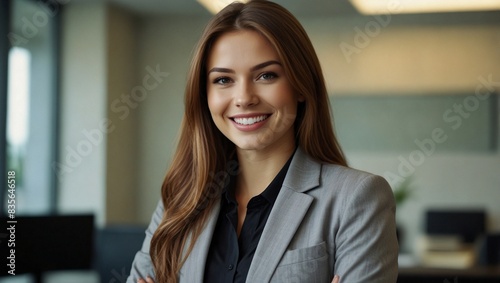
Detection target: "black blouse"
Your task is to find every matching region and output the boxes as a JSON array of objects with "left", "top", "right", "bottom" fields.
[{"left": 203, "top": 156, "right": 293, "bottom": 283}]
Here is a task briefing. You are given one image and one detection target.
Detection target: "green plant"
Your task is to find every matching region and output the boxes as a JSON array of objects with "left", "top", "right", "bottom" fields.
[{"left": 393, "top": 177, "right": 414, "bottom": 206}]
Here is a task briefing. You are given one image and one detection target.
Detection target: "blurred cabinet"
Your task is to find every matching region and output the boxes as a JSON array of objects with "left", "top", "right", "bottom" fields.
[{"left": 398, "top": 266, "right": 500, "bottom": 283}]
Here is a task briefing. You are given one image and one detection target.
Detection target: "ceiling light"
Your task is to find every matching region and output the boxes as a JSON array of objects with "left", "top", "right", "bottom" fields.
[
  {"left": 350, "top": 0, "right": 500, "bottom": 15},
  {"left": 197, "top": 0, "right": 249, "bottom": 14}
]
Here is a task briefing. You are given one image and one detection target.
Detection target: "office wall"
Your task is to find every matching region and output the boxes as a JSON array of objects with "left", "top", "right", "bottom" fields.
[
  {"left": 59, "top": 3, "right": 140, "bottom": 225},
  {"left": 134, "top": 13, "right": 500, "bottom": 253},
  {"left": 302, "top": 16, "right": 500, "bottom": 94},
  {"left": 135, "top": 16, "right": 210, "bottom": 222},
  {"left": 59, "top": 2, "right": 107, "bottom": 225},
  {"left": 105, "top": 5, "right": 140, "bottom": 225}
]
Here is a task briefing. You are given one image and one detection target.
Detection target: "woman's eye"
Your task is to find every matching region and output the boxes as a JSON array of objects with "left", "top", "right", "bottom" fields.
[
  {"left": 213, "top": 77, "right": 232, "bottom": 85},
  {"left": 259, "top": 72, "right": 278, "bottom": 81}
]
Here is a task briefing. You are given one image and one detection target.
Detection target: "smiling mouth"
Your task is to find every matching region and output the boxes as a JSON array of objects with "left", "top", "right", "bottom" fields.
[{"left": 232, "top": 115, "right": 270, "bottom": 126}]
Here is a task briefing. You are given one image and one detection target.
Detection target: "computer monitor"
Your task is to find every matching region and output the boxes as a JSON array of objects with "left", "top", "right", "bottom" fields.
[
  {"left": 0, "top": 214, "right": 94, "bottom": 281},
  {"left": 426, "top": 209, "right": 486, "bottom": 243}
]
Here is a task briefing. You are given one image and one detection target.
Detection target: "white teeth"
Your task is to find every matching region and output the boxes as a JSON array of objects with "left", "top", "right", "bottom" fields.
[{"left": 233, "top": 115, "right": 268, "bottom": 125}]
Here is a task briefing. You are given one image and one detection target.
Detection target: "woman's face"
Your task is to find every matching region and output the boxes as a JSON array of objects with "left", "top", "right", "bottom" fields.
[{"left": 206, "top": 30, "right": 303, "bottom": 154}]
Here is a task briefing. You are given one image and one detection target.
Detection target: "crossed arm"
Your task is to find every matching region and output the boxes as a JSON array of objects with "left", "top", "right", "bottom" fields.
[{"left": 136, "top": 275, "right": 341, "bottom": 283}]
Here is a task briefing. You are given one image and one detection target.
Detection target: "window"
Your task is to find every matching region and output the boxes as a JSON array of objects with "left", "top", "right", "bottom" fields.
[
  {"left": 7, "top": 47, "right": 30, "bottom": 188},
  {"left": 2, "top": 0, "right": 60, "bottom": 215}
]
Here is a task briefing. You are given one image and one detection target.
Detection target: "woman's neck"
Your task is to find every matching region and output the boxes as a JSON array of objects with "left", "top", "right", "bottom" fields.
[{"left": 235, "top": 142, "right": 295, "bottom": 201}]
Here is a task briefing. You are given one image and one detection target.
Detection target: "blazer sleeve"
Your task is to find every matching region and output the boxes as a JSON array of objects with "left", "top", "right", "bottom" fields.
[
  {"left": 334, "top": 174, "right": 399, "bottom": 283},
  {"left": 126, "top": 200, "right": 163, "bottom": 283}
]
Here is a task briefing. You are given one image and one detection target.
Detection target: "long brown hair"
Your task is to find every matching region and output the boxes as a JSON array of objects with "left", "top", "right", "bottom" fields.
[{"left": 150, "top": 1, "right": 347, "bottom": 282}]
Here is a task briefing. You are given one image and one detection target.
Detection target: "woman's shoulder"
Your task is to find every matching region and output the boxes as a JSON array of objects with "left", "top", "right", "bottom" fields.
[
  {"left": 291, "top": 148, "right": 392, "bottom": 194},
  {"left": 319, "top": 163, "right": 392, "bottom": 197},
  {"left": 320, "top": 163, "right": 383, "bottom": 182}
]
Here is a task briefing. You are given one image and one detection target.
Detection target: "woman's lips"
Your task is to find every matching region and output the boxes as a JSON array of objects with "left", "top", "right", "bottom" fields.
[
  {"left": 233, "top": 115, "right": 269, "bottom": 125},
  {"left": 230, "top": 114, "right": 271, "bottom": 132}
]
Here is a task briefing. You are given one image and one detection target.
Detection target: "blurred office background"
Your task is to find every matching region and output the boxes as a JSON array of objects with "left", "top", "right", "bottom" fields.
[{"left": 1, "top": 0, "right": 499, "bottom": 282}]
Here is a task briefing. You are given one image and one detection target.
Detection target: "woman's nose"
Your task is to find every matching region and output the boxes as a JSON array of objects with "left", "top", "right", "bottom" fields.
[{"left": 234, "top": 81, "right": 258, "bottom": 108}]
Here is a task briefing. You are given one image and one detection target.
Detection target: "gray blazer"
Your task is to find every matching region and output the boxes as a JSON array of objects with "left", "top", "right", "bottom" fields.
[{"left": 127, "top": 148, "right": 398, "bottom": 283}]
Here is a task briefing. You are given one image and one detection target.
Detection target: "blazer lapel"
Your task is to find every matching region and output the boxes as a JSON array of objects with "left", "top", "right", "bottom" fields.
[
  {"left": 246, "top": 148, "right": 321, "bottom": 282},
  {"left": 178, "top": 199, "right": 221, "bottom": 283}
]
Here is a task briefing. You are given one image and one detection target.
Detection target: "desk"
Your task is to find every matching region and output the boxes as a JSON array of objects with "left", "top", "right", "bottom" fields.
[{"left": 398, "top": 266, "right": 500, "bottom": 283}]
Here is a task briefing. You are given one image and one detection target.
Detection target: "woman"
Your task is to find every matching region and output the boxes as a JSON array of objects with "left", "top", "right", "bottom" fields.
[{"left": 127, "top": 1, "right": 398, "bottom": 282}]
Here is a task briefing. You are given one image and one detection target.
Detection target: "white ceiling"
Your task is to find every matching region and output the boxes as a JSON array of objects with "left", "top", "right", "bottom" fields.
[{"left": 107, "top": 0, "right": 359, "bottom": 16}]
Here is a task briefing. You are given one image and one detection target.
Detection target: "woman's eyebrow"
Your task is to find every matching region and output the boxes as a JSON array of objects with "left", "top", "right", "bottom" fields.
[
  {"left": 207, "top": 67, "right": 235, "bottom": 74},
  {"left": 250, "top": 60, "right": 281, "bottom": 71},
  {"left": 207, "top": 60, "right": 282, "bottom": 75}
]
